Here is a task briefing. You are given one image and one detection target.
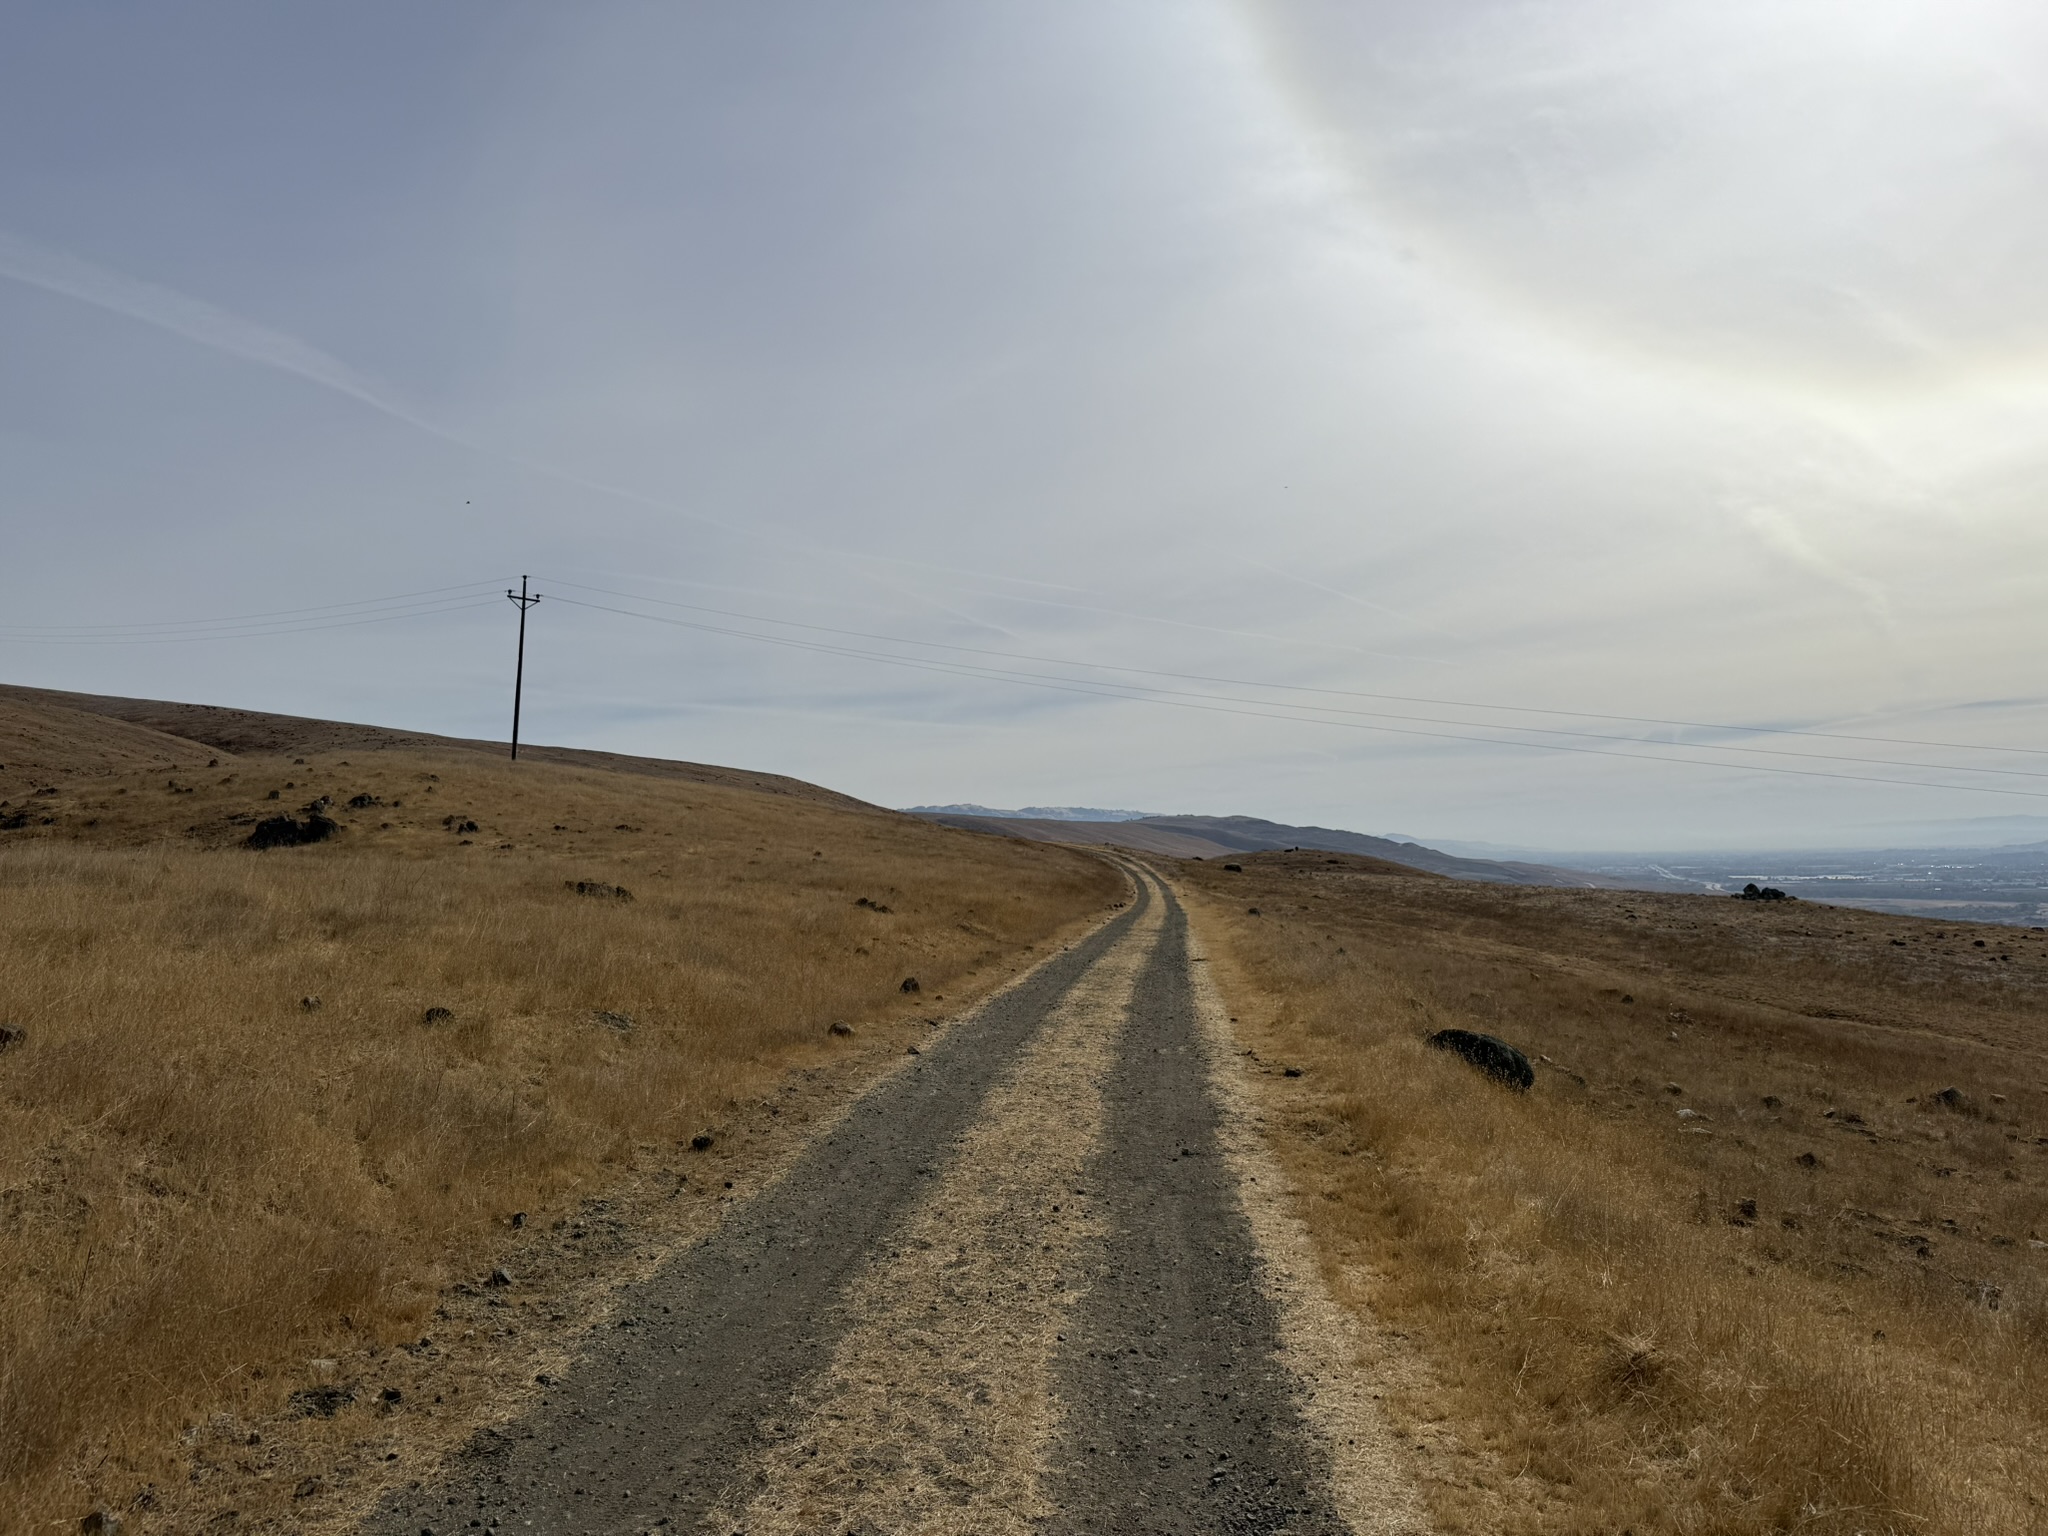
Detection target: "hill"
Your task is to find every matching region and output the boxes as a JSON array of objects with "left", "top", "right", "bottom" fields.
[
  {"left": 0, "top": 684, "right": 1121, "bottom": 1529},
  {"left": 913, "top": 807, "right": 1607, "bottom": 886}
]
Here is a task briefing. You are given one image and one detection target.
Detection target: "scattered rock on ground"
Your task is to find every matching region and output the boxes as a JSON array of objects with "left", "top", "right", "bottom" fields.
[
  {"left": 0, "top": 1025, "right": 25, "bottom": 1051},
  {"left": 299, "top": 995, "right": 322, "bottom": 1012},
  {"left": 422, "top": 1006, "right": 454, "bottom": 1025},
  {"left": 900, "top": 976, "right": 920, "bottom": 993},
  {"left": 1425, "top": 1027, "right": 1535, "bottom": 1091},
  {"left": 593, "top": 1010, "right": 635, "bottom": 1031},
  {"left": 828, "top": 1021, "right": 854, "bottom": 1037},
  {"left": 689, "top": 1132, "right": 714, "bottom": 1151},
  {"left": 287, "top": 1384, "right": 353, "bottom": 1418},
  {"left": 568, "top": 880, "right": 634, "bottom": 902},
  {"left": 246, "top": 813, "right": 338, "bottom": 849}
]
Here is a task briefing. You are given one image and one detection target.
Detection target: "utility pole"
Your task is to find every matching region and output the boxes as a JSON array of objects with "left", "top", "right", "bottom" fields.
[{"left": 507, "top": 575, "right": 541, "bottom": 760}]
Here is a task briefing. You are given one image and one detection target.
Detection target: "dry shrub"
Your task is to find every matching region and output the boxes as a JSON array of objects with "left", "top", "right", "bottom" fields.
[
  {"left": 0, "top": 747, "right": 1117, "bottom": 1526},
  {"left": 1181, "top": 853, "right": 2048, "bottom": 1535}
]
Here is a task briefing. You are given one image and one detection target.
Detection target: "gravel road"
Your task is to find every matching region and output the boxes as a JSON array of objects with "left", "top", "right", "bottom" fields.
[{"left": 366, "top": 863, "right": 1410, "bottom": 1535}]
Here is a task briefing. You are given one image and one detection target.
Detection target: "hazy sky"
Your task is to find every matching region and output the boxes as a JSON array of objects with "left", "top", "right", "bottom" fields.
[{"left": 5, "top": 1, "right": 2047, "bottom": 848}]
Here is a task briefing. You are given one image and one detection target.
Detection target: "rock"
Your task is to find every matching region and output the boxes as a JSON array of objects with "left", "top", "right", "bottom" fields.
[
  {"left": 854, "top": 896, "right": 893, "bottom": 912},
  {"left": 1931, "top": 1086, "right": 1975, "bottom": 1114},
  {"left": 1676, "top": 1106, "right": 1708, "bottom": 1120},
  {"left": 1425, "top": 1028, "right": 1535, "bottom": 1091},
  {"left": 828, "top": 1021, "right": 854, "bottom": 1037},
  {"left": 1223, "top": 863, "right": 1242, "bottom": 872},
  {"left": 0, "top": 1024, "right": 25, "bottom": 1052},
  {"left": 1796, "top": 1151, "right": 1820, "bottom": 1167},
  {"left": 486, "top": 1267, "right": 512, "bottom": 1286},
  {"left": 567, "top": 880, "right": 634, "bottom": 902},
  {"left": 246, "top": 813, "right": 339, "bottom": 849},
  {"left": 1247, "top": 907, "right": 1261, "bottom": 916},
  {"left": 690, "top": 1132, "right": 714, "bottom": 1151},
  {"left": 1761, "top": 1095, "right": 1783, "bottom": 1109},
  {"left": 906, "top": 1045, "right": 921, "bottom": 1055},
  {"left": 1735, "top": 883, "right": 1791, "bottom": 901},
  {"left": 1665, "top": 1082, "right": 1683, "bottom": 1095},
  {"left": 593, "top": 1010, "right": 634, "bottom": 1031},
  {"left": 900, "top": 977, "right": 920, "bottom": 994},
  {"left": 1282, "top": 1066, "right": 1303, "bottom": 1078},
  {"left": 300, "top": 995, "right": 322, "bottom": 1012},
  {"left": 293, "top": 1476, "right": 324, "bottom": 1499},
  {"left": 79, "top": 1511, "right": 120, "bottom": 1534},
  {"left": 421, "top": 1006, "right": 454, "bottom": 1025},
  {"left": 381, "top": 1386, "right": 402, "bottom": 1403},
  {"left": 346, "top": 793, "right": 381, "bottom": 809},
  {"left": 510, "top": 1211, "right": 526, "bottom": 1228},
  {"left": 1733, "top": 1197, "right": 1757, "bottom": 1224},
  {"left": 287, "top": 1384, "right": 353, "bottom": 1418}
]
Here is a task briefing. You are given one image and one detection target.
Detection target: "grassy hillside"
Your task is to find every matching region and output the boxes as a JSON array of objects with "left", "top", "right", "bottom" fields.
[
  {"left": 1183, "top": 850, "right": 2048, "bottom": 1535},
  {"left": 0, "top": 694, "right": 1121, "bottom": 1529}
]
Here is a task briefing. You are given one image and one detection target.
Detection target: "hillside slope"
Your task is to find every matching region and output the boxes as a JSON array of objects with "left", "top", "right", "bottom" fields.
[{"left": 915, "top": 807, "right": 1603, "bottom": 886}]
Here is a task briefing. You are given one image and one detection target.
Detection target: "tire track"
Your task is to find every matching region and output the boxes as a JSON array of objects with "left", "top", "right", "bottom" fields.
[{"left": 702, "top": 872, "right": 1166, "bottom": 1533}]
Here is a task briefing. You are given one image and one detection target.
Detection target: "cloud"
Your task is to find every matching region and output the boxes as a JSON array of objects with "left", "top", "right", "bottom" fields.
[
  {"left": 1737, "top": 502, "right": 1893, "bottom": 630},
  {"left": 0, "top": 229, "right": 454, "bottom": 440}
]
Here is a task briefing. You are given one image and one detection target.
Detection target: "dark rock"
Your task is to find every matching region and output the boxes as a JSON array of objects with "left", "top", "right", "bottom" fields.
[
  {"left": 1282, "top": 1066, "right": 1303, "bottom": 1078},
  {"left": 1796, "top": 1151, "right": 1820, "bottom": 1167},
  {"left": 293, "top": 1477, "right": 323, "bottom": 1499},
  {"left": 380, "top": 1386, "right": 402, "bottom": 1403},
  {"left": 486, "top": 1267, "right": 512, "bottom": 1287},
  {"left": 828, "top": 1021, "right": 854, "bottom": 1037},
  {"left": 567, "top": 880, "right": 633, "bottom": 902},
  {"left": 510, "top": 1211, "right": 526, "bottom": 1228},
  {"left": 1735, "top": 883, "right": 1791, "bottom": 901},
  {"left": 854, "top": 896, "right": 894, "bottom": 912},
  {"left": 1425, "top": 1028, "right": 1535, "bottom": 1091},
  {"left": 1247, "top": 907, "right": 1261, "bottom": 916},
  {"left": 1733, "top": 1197, "right": 1757, "bottom": 1224},
  {"left": 900, "top": 977, "right": 921, "bottom": 994},
  {"left": 0, "top": 1024, "right": 25, "bottom": 1051},
  {"left": 346, "top": 793, "right": 381, "bottom": 810},
  {"left": 288, "top": 1384, "right": 353, "bottom": 1418},
  {"left": 1931, "top": 1086, "right": 1974, "bottom": 1113},
  {"left": 79, "top": 1511, "right": 120, "bottom": 1534},
  {"left": 1761, "top": 1094, "right": 1783, "bottom": 1109},
  {"left": 1222, "top": 863, "right": 1242, "bottom": 872},
  {"left": 246, "top": 814, "right": 339, "bottom": 850},
  {"left": 300, "top": 996, "right": 322, "bottom": 1012},
  {"left": 689, "top": 1132, "right": 714, "bottom": 1151},
  {"left": 593, "top": 1010, "right": 635, "bottom": 1031},
  {"left": 422, "top": 1006, "right": 454, "bottom": 1025},
  {"left": 906, "top": 1045, "right": 920, "bottom": 1056}
]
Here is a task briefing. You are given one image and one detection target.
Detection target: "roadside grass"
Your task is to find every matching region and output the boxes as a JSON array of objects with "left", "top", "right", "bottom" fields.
[
  {"left": 1181, "top": 851, "right": 2048, "bottom": 1535},
  {"left": 0, "top": 743, "right": 1118, "bottom": 1528}
]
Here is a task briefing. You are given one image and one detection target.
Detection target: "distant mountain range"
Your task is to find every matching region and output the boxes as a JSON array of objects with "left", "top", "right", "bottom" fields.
[
  {"left": 902, "top": 804, "right": 1160, "bottom": 823},
  {"left": 907, "top": 809, "right": 1615, "bottom": 888}
]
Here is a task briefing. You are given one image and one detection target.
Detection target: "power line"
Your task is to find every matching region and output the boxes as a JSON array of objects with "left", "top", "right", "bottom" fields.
[
  {"left": 542, "top": 593, "right": 2048, "bottom": 803},
  {"left": 538, "top": 577, "right": 2048, "bottom": 761},
  {"left": 0, "top": 579, "right": 512, "bottom": 635},
  {"left": 0, "top": 595, "right": 505, "bottom": 645}
]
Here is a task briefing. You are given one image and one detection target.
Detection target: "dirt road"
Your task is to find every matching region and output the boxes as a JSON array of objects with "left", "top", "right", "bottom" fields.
[{"left": 366, "top": 864, "right": 1419, "bottom": 1535}]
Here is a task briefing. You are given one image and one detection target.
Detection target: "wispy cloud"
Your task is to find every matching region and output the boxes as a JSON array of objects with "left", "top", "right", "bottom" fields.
[{"left": 0, "top": 229, "right": 455, "bottom": 440}]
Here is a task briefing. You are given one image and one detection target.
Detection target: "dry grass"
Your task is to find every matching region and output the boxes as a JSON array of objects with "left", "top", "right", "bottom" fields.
[
  {"left": 1178, "top": 850, "right": 2048, "bottom": 1535},
  {"left": 0, "top": 726, "right": 1118, "bottom": 1529}
]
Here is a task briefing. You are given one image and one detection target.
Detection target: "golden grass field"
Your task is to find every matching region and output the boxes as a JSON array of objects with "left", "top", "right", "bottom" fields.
[
  {"left": 1181, "top": 850, "right": 2048, "bottom": 1535},
  {"left": 0, "top": 689, "right": 1120, "bottom": 1530}
]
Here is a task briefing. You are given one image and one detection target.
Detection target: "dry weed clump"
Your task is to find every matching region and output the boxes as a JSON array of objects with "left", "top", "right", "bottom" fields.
[
  {"left": 0, "top": 743, "right": 1117, "bottom": 1528},
  {"left": 1180, "top": 851, "right": 2048, "bottom": 1535}
]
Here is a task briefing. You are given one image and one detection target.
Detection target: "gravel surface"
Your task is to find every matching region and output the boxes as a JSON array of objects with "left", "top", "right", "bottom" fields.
[{"left": 365, "top": 866, "right": 1402, "bottom": 1535}]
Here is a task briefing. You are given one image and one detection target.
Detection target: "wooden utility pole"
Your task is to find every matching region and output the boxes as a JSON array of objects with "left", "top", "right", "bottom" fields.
[{"left": 507, "top": 575, "right": 541, "bottom": 759}]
